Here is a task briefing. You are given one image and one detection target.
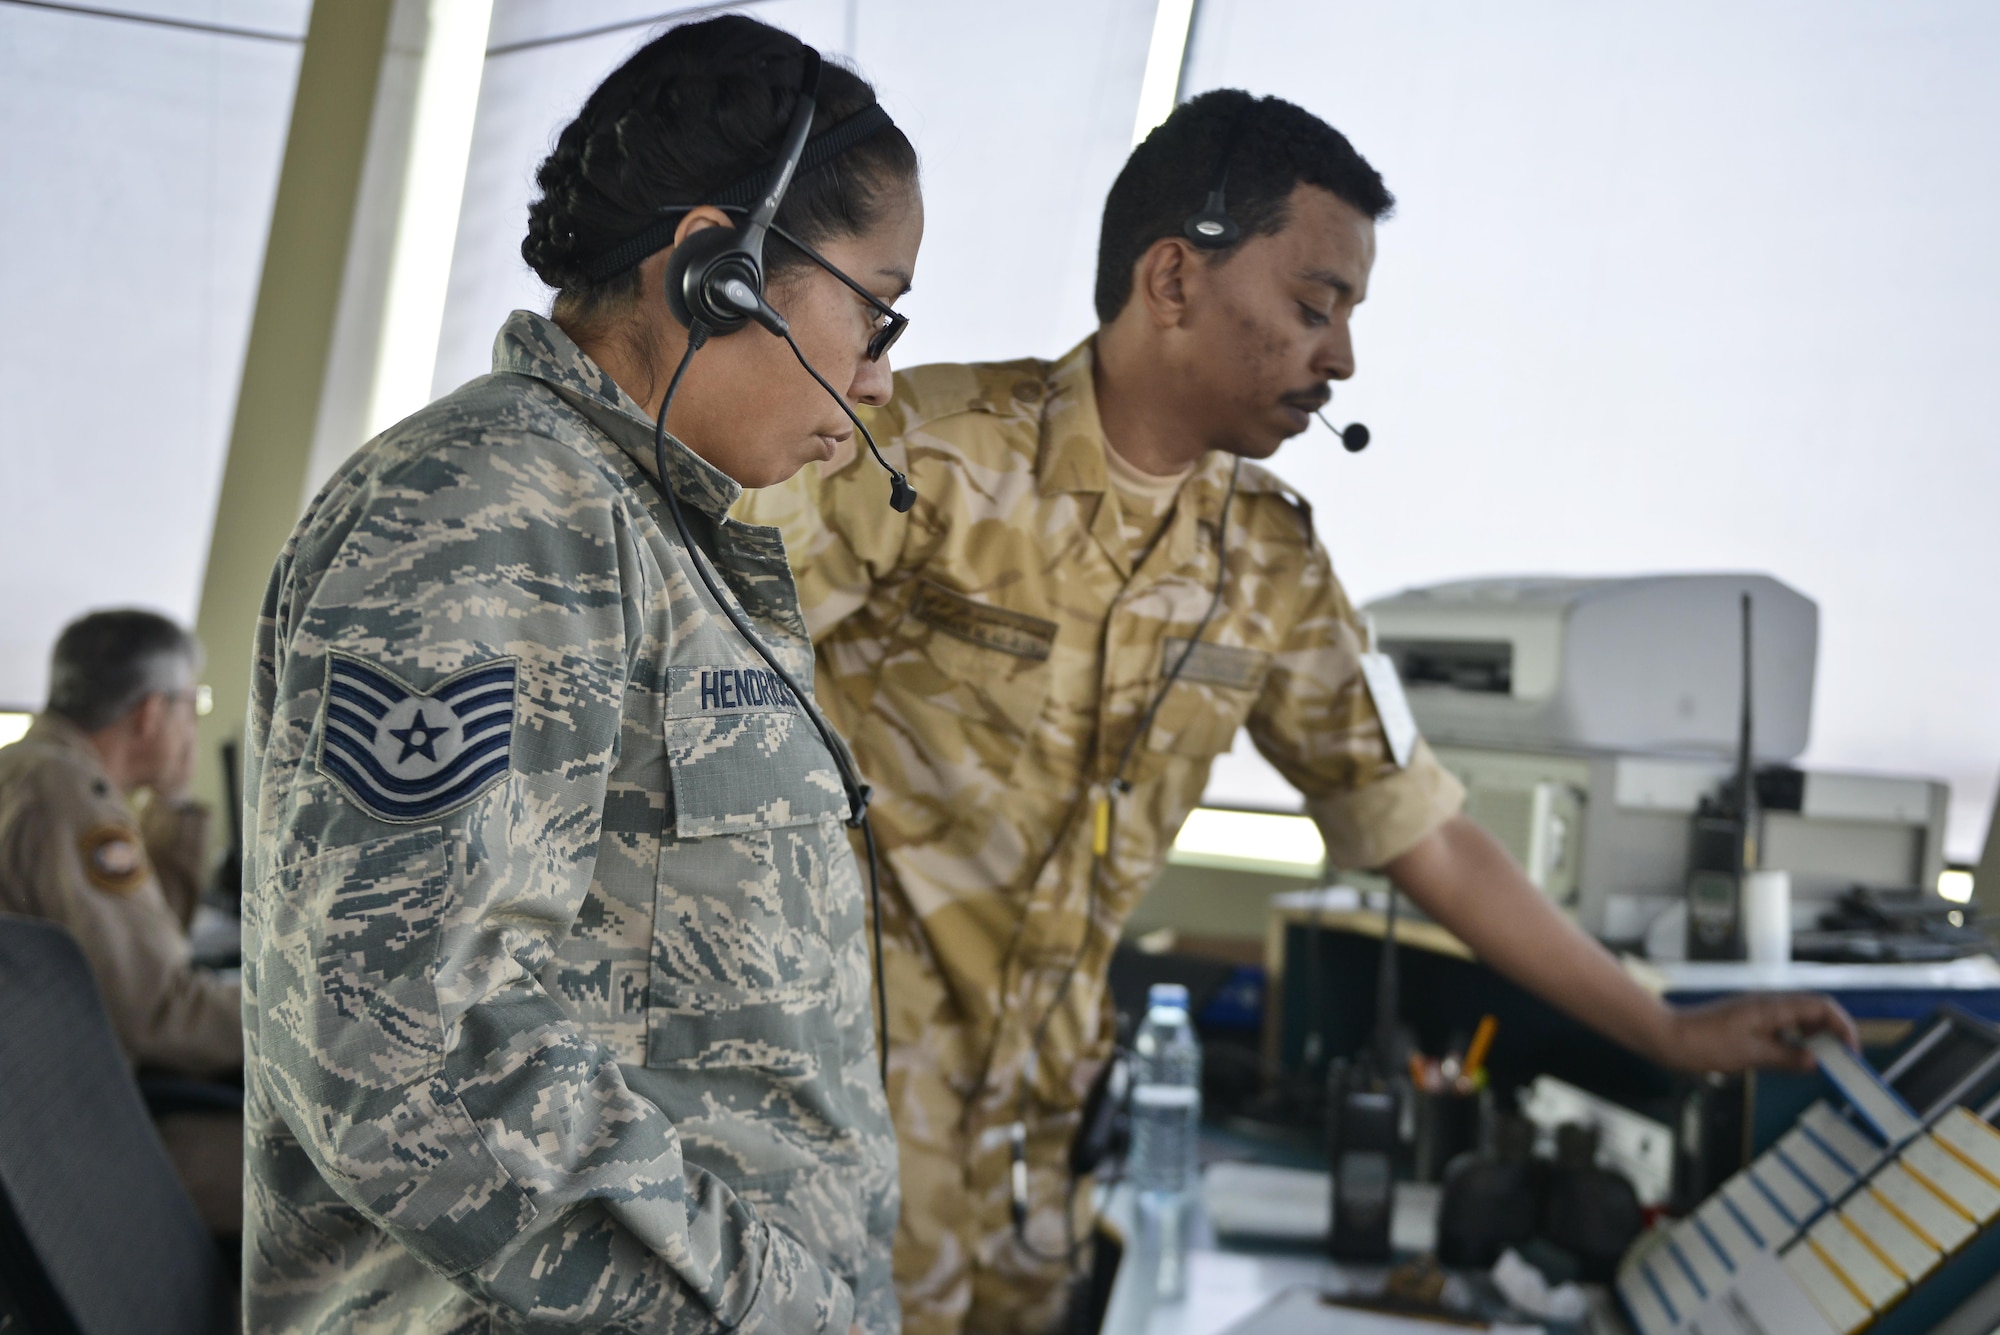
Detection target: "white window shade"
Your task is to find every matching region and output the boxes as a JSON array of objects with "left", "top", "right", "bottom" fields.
[
  {"left": 16, "top": 0, "right": 1985, "bottom": 865},
  {"left": 434, "top": 0, "right": 1160, "bottom": 394},
  {"left": 0, "top": 1, "right": 305, "bottom": 708},
  {"left": 1184, "top": 1, "right": 2000, "bottom": 861}
]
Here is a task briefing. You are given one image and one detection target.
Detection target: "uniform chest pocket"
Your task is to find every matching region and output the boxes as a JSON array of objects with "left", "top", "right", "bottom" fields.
[
  {"left": 666, "top": 688, "right": 850, "bottom": 838},
  {"left": 885, "top": 580, "right": 1055, "bottom": 741},
  {"left": 651, "top": 667, "right": 858, "bottom": 1070},
  {"left": 1145, "top": 638, "right": 1272, "bottom": 759}
]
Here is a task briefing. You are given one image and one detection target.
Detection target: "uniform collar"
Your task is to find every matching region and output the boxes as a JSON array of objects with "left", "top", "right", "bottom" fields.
[
  {"left": 1151, "top": 449, "right": 1244, "bottom": 578},
  {"left": 492, "top": 309, "right": 743, "bottom": 522},
  {"left": 1035, "top": 336, "right": 1246, "bottom": 520},
  {"left": 21, "top": 713, "right": 117, "bottom": 785},
  {"left": 1035, "top": 338, "right": 1112, "bottom": 497}
]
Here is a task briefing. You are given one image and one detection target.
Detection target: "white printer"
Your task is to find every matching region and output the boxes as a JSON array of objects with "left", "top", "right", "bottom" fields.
[
  {"left": 1365, "top": 574, "right": 1817, "bottom": 761},
  {"left": 1361, "top": 575, "right": 1947, "bottom": 939}
]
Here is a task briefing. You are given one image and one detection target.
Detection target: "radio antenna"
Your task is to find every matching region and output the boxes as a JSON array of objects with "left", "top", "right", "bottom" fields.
[
  {"left": 1374, "top": 887, "right": 1400, "bottom": 1078},
  {"left": 1736, "top": 592, "right": 1756, "bottom": 844}
]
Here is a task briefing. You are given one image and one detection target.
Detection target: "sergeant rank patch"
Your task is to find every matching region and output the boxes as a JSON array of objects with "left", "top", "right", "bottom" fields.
[{"left": 317, "top": 653, "right": 517, "bottom": 823}]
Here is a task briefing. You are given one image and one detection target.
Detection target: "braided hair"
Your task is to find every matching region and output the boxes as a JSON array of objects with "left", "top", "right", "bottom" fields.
[{"left": 523, "top": 15, "right": 918, "bottom": 325}]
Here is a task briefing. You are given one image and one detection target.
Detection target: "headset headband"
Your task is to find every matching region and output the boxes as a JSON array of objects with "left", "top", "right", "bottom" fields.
[
  {"left": 1183, "top": 98, "right": 1254, "bottom": 249},
  {"left": 582, "top": 101, "right": 897, "bottom": 283}
]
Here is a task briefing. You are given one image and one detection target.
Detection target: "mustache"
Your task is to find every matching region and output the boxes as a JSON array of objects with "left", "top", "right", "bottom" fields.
[{"left": 1279, "top": 386, "right": 1332, "bottom": 412}]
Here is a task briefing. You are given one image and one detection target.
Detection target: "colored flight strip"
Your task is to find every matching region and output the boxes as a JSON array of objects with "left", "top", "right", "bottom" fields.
[
  {"left": 1670, "top": 1224, "right": 1728, "bottom": 1296},
  {"left": 1619, "top": 1093, "right": 2000, "bottom": 1333},
  {"left": 1871, "top": 1161, "right": 1975, "bottom": 1252},
  {"left": 1839, "top": 1188, "right": 1940, "bottom": 1284},
  {"left": 1779, "top": 1128, "right": 1858, "bottom": 1200},
  {"left": 1809, "top": 1033, "right": 1920, "bottom": 1145},
  {"left": 1802, "top": 1103, "right": 1885, "bottom": 1175},
  {"left": 1779, "top": 1112, "right": 2000, "bottom": 1333},
  {"left": 1782, "top": 1242, "right": 1870, "bottom": 1334},
  {"left": 1805, "top": 1213, "right": 1904, "bottom": 1308}
]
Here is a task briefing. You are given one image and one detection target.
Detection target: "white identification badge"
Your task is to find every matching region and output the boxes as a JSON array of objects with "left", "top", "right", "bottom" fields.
[{"left": 1358, "top": 651, "right": 1419, "bottom": 769}]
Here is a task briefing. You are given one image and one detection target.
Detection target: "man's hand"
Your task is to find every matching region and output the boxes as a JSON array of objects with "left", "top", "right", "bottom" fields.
[
  {"left": 1388, "top": 816, "right": 1860, "bottom": 1077},
  {"left": 1654, "top": 993, "right": 1860, "bottom": 1074},
  {"left": 157, "top": 726, "right": 198, "bottom": 805},
  {"left": 147, "top": 687, "right": 201, "bottom": 804}
]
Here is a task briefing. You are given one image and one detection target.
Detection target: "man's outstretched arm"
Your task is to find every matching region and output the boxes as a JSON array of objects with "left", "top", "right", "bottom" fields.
[{"left": 1386, "top": 814, "right": 1858, "bottom": 1074}]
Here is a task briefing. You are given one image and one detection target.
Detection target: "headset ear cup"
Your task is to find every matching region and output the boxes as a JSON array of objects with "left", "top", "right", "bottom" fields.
[
  {"left": 1182, "top": 205, "right": 1240, "bottom": 250},
  {"left": 663, "top": 225, "right": 755, "bottom": 334}
]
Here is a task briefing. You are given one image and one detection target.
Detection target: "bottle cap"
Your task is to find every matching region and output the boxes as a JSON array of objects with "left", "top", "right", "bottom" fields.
[{"left": 1147, "top": 983, "right": 1190, "bottom": 1009}]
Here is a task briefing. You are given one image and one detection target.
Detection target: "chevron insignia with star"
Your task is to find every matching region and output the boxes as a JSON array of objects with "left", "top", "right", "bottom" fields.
[{"left": 316, "top": 652, "right": 518, "bottom": 823}]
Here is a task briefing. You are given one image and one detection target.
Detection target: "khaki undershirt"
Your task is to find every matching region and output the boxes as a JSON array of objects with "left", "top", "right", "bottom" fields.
[{"left": 1100, "top": 440, "right": 1193, "bottom": 569}]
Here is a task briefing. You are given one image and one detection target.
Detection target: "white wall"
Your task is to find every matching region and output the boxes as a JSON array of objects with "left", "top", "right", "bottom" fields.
[
  {"left": 1185, "top": 1, "right": 2000, "bottom": 861},
  {"left": 0, "top": 0, "right": 304, "bottom": 710}
]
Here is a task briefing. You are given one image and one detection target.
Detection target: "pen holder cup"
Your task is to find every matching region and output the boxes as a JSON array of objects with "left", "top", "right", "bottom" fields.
[{"left": 1412, "top": 1086, "right": 1483, "bottom": 1183}]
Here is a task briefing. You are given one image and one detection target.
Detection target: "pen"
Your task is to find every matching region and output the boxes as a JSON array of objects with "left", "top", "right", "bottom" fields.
[{"left": 1462, "top": 1014, "right": 1499, "bottom": 1083}]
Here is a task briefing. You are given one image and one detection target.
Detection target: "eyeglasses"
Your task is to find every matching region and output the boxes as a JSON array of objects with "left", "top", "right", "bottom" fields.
[
  {"left": 768, "top": 221, "right": 908, "bottom": 362},
  {"left": 166, "top": 685, "right": 213, "bottom": 716}
]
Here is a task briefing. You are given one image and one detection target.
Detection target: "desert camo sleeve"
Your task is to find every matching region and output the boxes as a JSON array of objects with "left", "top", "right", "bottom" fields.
[{"left": 1244, "top": 530, "right": 1464, "bottom": 872}]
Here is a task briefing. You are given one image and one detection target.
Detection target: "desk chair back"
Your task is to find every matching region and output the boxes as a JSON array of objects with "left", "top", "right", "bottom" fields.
[{"left": 0, "top": 914, "right": 230, "bottom": 1335}]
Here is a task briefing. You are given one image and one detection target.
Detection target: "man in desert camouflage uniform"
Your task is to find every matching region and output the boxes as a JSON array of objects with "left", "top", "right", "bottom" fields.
[
  {"left": 0, "top": 609, "right": 242, "bottom": 1233},
  {"left": 243, "top": 310, "right": 895, "bottom": 1333},
  {"left": 741, "top": 91, "right": 1857, "bottom": 1333}
]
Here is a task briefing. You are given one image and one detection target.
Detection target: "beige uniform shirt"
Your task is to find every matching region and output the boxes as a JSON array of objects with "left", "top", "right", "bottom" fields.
[
  {"left": 739, "top": 338, "right": 1464, "bottom": 1124},
  {"left": 0, "top": 714, "right": 238, "bottom": 1076}
]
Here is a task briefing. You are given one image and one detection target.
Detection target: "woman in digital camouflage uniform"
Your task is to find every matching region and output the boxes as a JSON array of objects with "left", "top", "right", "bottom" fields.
[{"left": 241, "top": 16, "right": 920, "bottom": 1333}]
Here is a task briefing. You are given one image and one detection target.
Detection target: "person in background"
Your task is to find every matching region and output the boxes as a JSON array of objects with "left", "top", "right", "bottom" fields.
[
  {"left": 740, "top": 89, "right": 1858, "bottom": 1334},
  {"left": 0, "top": 607, "right": 241, "bottom": 1235}
]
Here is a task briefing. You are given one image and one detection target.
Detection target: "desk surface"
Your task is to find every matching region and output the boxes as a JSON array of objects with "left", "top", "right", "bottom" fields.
[
  {"left": 1101, "top": 1167, "right": 1627, "bottom": 1335},
  {"left": 1269, "top": 897, "right": 2000, "bottom": 1023},
  {"left": 1637, "top": 952, "right": 2000, "bottom": 1024},
  {"left": 1635, "top": 953, "right": 2000, "bottom": 993}
]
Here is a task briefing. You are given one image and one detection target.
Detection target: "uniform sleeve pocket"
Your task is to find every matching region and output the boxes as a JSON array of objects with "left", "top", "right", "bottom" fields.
[
  {"left": 1145, "top": 638, "right": 1270, "bottom": 759},
  {"left": 1145, "top": 679, "right": 1261, "bottom": 759}
]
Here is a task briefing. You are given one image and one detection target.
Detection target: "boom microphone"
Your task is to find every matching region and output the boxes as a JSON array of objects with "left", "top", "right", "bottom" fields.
[{"left": 1315, "top": 410, "right": 1371, "bottom": 453}]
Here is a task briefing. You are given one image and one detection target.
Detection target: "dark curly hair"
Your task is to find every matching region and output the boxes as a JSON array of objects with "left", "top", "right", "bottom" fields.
[
  {"left": 522, "top": 15, "right": 917, "bottom": 324},
  {"left": 1094, "top": 89, "right": 1394, "bottom": 323}
]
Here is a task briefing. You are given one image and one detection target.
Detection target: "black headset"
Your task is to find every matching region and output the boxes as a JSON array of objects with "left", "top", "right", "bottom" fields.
[
  {"left": 652, "top": 46, "right": 916, "bottom": 512},
  {"left": 595, "top": 42, "right": 915, "bottom": 1079},
  {"left": 660, "top": 52, "right": 821, "bottom": 340},
  {"left": 1181, "top": 101, "right": 1248, "bottom": 251}
]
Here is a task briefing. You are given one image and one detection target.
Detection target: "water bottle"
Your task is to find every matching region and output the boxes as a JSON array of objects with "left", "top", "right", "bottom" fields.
[{"left": 1129, "top": 983, "right": 1202, "bottom": 1301}]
